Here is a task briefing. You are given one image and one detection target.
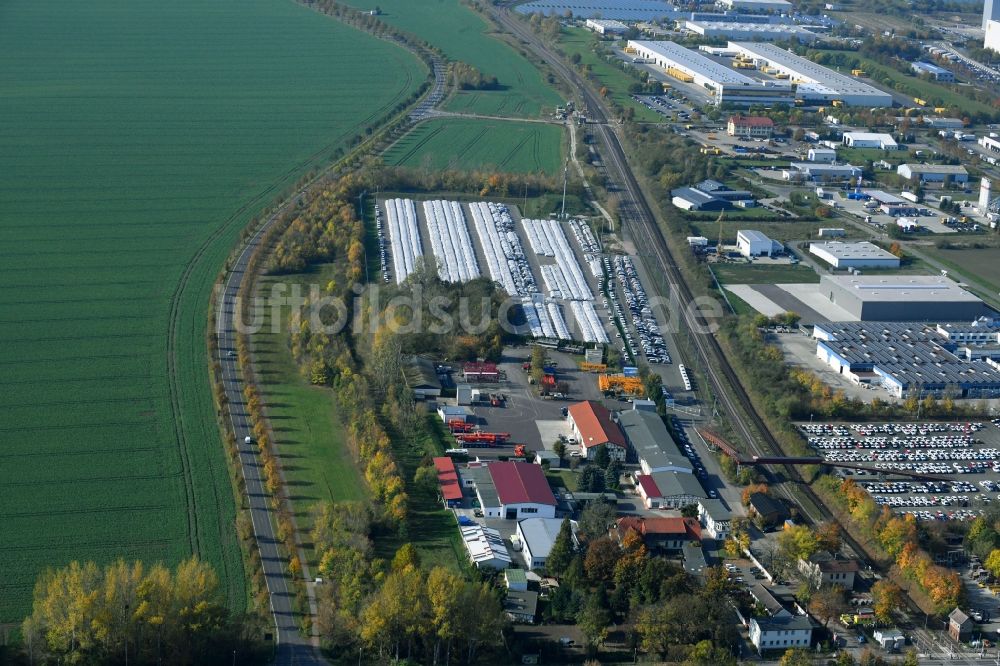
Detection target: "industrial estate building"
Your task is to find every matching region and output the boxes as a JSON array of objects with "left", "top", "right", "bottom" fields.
[
  {"left": 671, "top": 179, "right": 756, "bottom": 211},
  {"left": 729, "top": 42, "right": 894, "bottom": 107},
  {"left": 586, "top": 18, "right": 629, "bottom": 34},
  {"left": 985, "top": 0, "right": 1000, "bottom": 52},
  {"left": 819, "top": 274, "right": 988, "bottom": 322},
  {"left": 727, "top": 115, "right": 774, "bottom": 138},
  {"left": 718, "top": 0, "right": 793, "bottom": 11},
  {"left": 813, "top": 321, "right": 1000, "bottom": 398},
  {"left": 809, "top": 241, "right": 901, "bottom": 269},
  {"left": 636, "top": 470, "right": 707, "bottom": 508},
  {"left": 516, "top": 517, "right": 575, "bottom": 570},
  {"left": 784, "top": 162, "right": 862, "bottom": 181},
  {"left": 618, "top": 409, "right": 692, "bottom": 474},
  {"left": 464, "top": 461, "right": 558, "bottom": 520},
  {"left": 841, "top": 131, "right": 898, "bottom": 150},
  {"left": 737, "top": 229, "right": 776, "bottom": 257},
  {"left": 684, "top": 20, "right": 816, "bottom": 42},
  {"left": 896, "top": 163, "right": 969, "bottom": 183},
  {"left": 911, "top": 61, "right": 955, "bottom": 82},
  {"left": 627, "top": 40, "right": 795, "bottom": 106}
]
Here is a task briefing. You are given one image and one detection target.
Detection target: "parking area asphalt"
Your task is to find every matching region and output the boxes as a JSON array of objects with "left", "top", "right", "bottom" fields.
[{"left": 801, "top": 420, "right": 1000, "bottom": 522}]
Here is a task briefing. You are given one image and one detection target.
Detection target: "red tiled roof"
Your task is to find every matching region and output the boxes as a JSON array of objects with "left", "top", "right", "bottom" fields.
[
  {"left": 567, "top": 401, "right": 626, "bottom": 449},
  {"left": 616, "top": 516, "right": 703, "bottom": 540},
  {"left": 489, "top": 461, "right": 556, "bottom": 506},
  {"left": 636, "top": 474, "right": 661, "bottom": 498},
  {"left": 433, "top": 457, "right": 463, "bottom": 501},
  {"left": 729, "top": 115, "right": 774, "bottom": 127}
]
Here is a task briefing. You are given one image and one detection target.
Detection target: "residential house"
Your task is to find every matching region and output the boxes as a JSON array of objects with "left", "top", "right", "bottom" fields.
[
  {"left": 749, "top": 615, "right": 813, "bottom": 653},
  {"left": 747, "top": 492, "right": 788, "bottom": 526},
  {"left": 698, "top": 498, "right": 732, "bottom": 540},
  {"left": 949, "top": 608, "right": 972, "bottom": 641},
  {"left": 616, "top": 516, "right": 702, "bottom": 551},
  {"left": 798, "top": 551, "right": 859, "bottom": 590},
  {"left": 504, "top": 590, "right": 539, "bottom": 624}
]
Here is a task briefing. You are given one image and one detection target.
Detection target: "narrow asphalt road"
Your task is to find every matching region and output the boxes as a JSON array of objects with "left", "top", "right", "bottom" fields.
[{"left": 217, "top": 219, "right": 326, "bottom": 666}]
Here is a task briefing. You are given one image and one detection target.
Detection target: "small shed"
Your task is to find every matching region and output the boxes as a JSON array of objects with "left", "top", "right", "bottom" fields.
[{"left": 505, "top": 568, "right": 528, "bottom": 591}]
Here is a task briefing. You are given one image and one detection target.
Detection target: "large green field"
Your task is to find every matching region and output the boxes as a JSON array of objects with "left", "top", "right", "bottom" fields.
[
  {"left": 557, "top": 27, "right": 662, "bottom": 123},
  {"left": 385, "top": 118, "right": 565, "bottom": 174},
  {"left": 255, "top": 270, "right": 367, "bottom": 548},
  {"left": 0, "top": 0, "right": 424, "bottom": 623},
  {"left": 340, "top": 0, "right": 562, "bottom": 116}
]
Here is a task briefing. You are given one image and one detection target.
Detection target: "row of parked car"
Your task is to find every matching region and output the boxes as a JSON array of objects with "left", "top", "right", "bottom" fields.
[
  {"left": 374, "top": 204, "right": 391, "bottom": 283},
  {"left": 824, "top": 448, "right": 1000, "bottom": 464},
  {"left": 604, "top": 255, "right": 670, "bottom": 364},
  {"left": 807, "top": 435, "right": 978, "bottom": 450},
  {"left": 800, "top": 421, "right": 985, "bottom": 437}
]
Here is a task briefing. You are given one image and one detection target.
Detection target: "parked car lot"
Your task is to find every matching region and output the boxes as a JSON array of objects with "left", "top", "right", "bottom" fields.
[{"left": 800, "top": 421, "right": 1000, "bottom": 521}]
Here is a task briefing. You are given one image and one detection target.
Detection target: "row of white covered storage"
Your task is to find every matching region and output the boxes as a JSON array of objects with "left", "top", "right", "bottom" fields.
[
  {"left": 385, "top": 198, "right": 423, "bottom": 285},
  {"left": 521, "top": 218, "right": 592, "bottom": 301},
  {"left": 571, "top": 301, "right": 609, "bottom": 343},
  {"left": 468, "top": 202, "right": 537, "bottom": 297},
  {"left": 422, "top": 200, "right": 480, "bottom": 283}
]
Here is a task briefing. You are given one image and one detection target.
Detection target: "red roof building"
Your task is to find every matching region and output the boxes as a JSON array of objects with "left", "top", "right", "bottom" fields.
[
  {"left": 727, "top": 115, "right": 775, "bottom": 138},
  {"left": 616, "top": 516, "right": 702, "bottom": 550},
  {"left": 433, "top": 456, "right": 463, "bottom": 506},
  {"left": 489, "top": 461, "right": 557, "bottom": 508},
  {"left": 567, "top": 401, "right": 627, "bottom": 461}
]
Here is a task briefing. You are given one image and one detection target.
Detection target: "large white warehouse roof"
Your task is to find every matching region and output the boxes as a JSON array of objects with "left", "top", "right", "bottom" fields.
[
  {"left": 630, "top": 40, "right": 757, "bottom": 85},
  {"left": 729, "top": 42, "right": 893, "bottom": 106}
]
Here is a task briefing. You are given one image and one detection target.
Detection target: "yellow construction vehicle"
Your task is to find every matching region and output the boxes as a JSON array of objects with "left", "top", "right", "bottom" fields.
[
  {"left": 851, "top": 69, "right": 866, "bottom": 76},
  {"left": 832, "top": 99, "right": 844, "bottom": 107},
  {"left": 913, "top": 97, "right": 927, "bottom": 106},
  {"left": 775, "top": 72, "right": 790, "bottom": 79},
  {"left": 933, "top": 106, "right": 947, "bottom": 114}
]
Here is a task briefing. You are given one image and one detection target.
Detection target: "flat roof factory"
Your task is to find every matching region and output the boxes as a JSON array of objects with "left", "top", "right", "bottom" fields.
[
  {"left": 813, "top": 321, "right": 1000, "bottom": 398},
  {"left": 684, "top": 20, "right": 816, "bottom": 42},
  {"left": 809, "top": 241, "right": 901, "bottom": 269},
  {"left": 628, "top": 40, "right": 795, "bottom": 106},
  {"left": 819, "top": 274, "right": 990, "bottom": 322},
  {"left": 729, "top": 42, "right": 894, "bottom": 106}
]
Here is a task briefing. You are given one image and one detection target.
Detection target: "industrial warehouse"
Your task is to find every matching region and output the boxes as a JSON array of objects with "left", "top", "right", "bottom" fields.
[
  {"left": 819, "top": 274, "right": 990, "bottom": 322},
  {"left": 682, "top": 20, "right": 817, "bottom": 42},
  {"left": 628, "top": 40, "right": 894, "bottom": 107},
  {"left": 729, "top": 42, "right": 895, "bottom": 106},
  {"left": 809, "top": 241, "right": 901, "bottom": 269},
  {"left": 627, "top": 40, "right": 795, "bottom": 106},
  {"left": 813, "top": 322, "right": 1000, "bottom": 398}
]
